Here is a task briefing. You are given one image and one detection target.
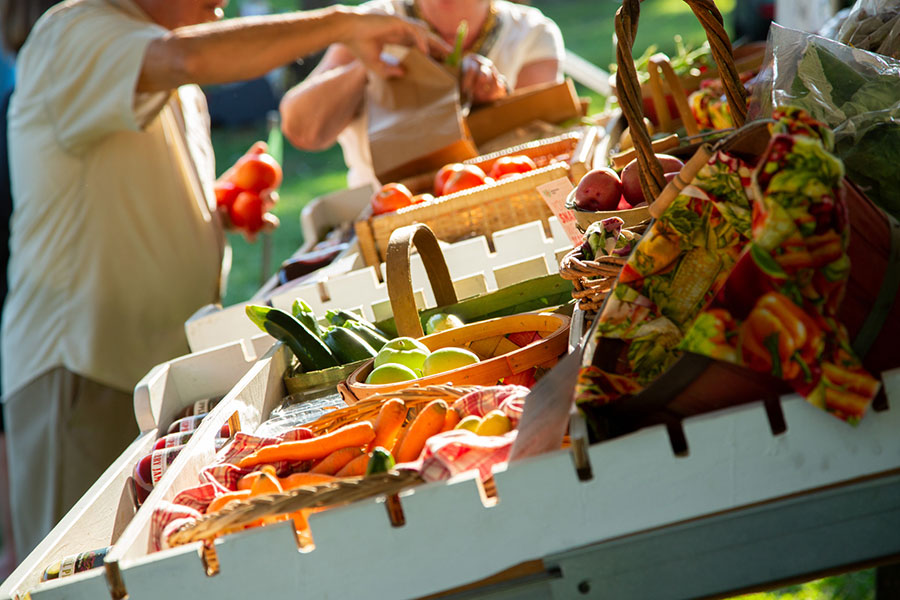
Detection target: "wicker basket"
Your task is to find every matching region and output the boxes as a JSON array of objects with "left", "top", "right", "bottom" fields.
[
  {"left": 341, "top": 223, "right": 570, "bottom": 403},
  {"left": 354, "top": 128, "right": 597, "bottom": 270}
]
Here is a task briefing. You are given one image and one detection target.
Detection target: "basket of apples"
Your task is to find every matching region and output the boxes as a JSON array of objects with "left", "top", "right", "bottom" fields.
[{"left": 341, "top": 223, "right": 570, "bottom": 403}]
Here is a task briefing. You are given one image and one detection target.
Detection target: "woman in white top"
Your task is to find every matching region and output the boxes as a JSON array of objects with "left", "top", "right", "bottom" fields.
[{"left": 280, "top": 0, "right": 565, "bottom": 188}]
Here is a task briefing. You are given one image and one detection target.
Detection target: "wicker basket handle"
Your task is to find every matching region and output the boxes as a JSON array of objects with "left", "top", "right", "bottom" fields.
[
  {"left": 615, "top": 0, "right": 747, "bottom": 205},
  {"left": 386, "top": 223, "right": 458, "bottom": 338}
]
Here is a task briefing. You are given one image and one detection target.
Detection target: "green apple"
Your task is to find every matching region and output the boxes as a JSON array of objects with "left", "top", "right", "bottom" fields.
[
  {"left": 373, "top": 336, "right": 430, "bottom": 372},
  {"left": 365, "top": 363, "right": 419, "bottom": 385},
  {"left": 424, "top": 313, "right": 466, "bottom": 335},
  {"left": 422, "top": 346, "right": 480, "bottom": 376}
]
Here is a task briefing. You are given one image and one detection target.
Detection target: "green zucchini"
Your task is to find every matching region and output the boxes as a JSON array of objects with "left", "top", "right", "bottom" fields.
[
  {"left": 246, "top": 305, "right": 338, "bottom": 372},
  {"left": 341, "top": 320, "right": 389, "bottom": 351},
  {"left": 327, "top": 308, "right": 390, "bottom": 338},
  {"left": 323, "top": 327, "right": 378, "bottom": 364},
  {"left": 365, "top": 446, "right": 395, "bottom": 476},
  {"left": 291, "top": 298, "right": 326, "bottom": 339}
]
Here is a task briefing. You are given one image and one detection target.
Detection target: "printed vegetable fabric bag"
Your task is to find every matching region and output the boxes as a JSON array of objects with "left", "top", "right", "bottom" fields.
[{"left": 576, "top": 107, "right": 880, "bottom": 426}]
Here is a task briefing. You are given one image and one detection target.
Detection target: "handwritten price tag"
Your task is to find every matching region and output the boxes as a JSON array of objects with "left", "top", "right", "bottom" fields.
[{"left": 537, "top": 177, "right": 582, "bottom": 246}]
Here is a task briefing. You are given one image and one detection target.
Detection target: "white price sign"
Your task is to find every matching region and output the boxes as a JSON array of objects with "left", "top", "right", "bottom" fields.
[{"left": 537, "top": 177, "right": 582, "bottom": 246}]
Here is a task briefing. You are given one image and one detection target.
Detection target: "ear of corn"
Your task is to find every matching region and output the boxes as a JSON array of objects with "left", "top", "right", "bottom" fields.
[{"left": 663, "top": 248, "right": 722, "bottom": 325}]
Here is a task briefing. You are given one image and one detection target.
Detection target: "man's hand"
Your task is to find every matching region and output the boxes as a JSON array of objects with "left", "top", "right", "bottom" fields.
[
  {"left": 460, "top": 54, "right": 509, "bottom": 106},
  {"left": 340, "top": 10, "right": 450, "bottom": 78}
]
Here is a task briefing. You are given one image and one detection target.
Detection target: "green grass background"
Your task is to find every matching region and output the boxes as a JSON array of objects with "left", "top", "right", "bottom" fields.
[{"left": 210, "top": 3, "right": 875, "bottom": 596}]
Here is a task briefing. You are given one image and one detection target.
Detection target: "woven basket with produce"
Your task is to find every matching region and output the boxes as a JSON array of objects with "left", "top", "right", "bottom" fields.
[
  {"left": 342, "top": 223, "right": 570, "bottom": 403},
  {"left": 354, "top": 128, "right": 597, "bottom": 270},
  {"left": 566, "top": 0, "right": 751, "bottom": 237},
  {"left": 157, "top": 381, "right": 549, "bottom": 553}
]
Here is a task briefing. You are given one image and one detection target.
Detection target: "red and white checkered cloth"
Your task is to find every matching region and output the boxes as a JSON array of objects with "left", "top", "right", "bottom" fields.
[
  {"left": 150, "top": 427, "right": 311, "bottom": 551},
  {"left": 150, "top": 385, "right": 530, "bottom": 551},
  {"left": 401, "top": 385, "right": 529, "bottom": 482}
]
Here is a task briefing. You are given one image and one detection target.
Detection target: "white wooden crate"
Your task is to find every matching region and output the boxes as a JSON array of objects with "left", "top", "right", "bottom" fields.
[
  {"left": 14, "top": 340, "right": 897, "bottom": 600},
  {"left": 0, "top": 337, "right": 279, "bottom": 600},
  {"left": 184, "top": 217, "right": 574, "bottom": 352}
]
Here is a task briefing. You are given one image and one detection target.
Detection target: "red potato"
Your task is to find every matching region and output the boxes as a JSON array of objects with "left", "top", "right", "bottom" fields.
[
  {"left": 620, "top": 154, "right": 685, "bottom": 206},
  {"left": 574, "top": 167, "right": 623, "bottom": 212}
]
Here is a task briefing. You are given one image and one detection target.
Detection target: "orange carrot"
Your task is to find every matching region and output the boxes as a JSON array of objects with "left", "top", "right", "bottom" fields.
[
  {"left": 238, "top": 422, "right": 376, "bottom": 469},
  {"left": 368, "top": 398, "right": 408, "bottom": 452},
  {"left": 206, "top": 490, "right": 251, "bottom": 514},
  {"left": 310, "top": 446, "right": 365, "bottom": 475},
  {"left": 335, "top": 453, "right": 370, "bottom": 477},
  {"left": 394, "top": 400, "right": 448, "bottom": 463},
  {"left": 280, "top": 472, "right": 337, "bottom": 490},
  {"left": 249, "top": 466, "right": 283, "bottom": 497},
  {"left": 441, "top": 407, "right": 462, "bottom": 432}
]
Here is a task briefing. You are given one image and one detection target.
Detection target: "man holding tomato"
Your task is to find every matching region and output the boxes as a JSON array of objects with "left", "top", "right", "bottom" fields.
[
  {"left": 279, "top": 0, "right": 564, "bottom": 188},
  {"left": 2, "top": 0, "right": 444, "bottom": 560}
]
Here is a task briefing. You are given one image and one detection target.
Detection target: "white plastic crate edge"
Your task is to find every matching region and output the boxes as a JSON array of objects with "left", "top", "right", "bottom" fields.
[
  {"left": 133, "top": 334, "right": 275, "bottom": 433},
  {"left": 0, "top": 432, "right": 156, "bottom": 600},
  {"left": 184, "top": 216, "right": 573, "bottom": 353},
  {"left": 99, "top": 353, "right": 900, "bottom": 600}
]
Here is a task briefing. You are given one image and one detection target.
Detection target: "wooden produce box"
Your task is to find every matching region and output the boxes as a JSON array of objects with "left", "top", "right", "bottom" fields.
[
  {"left": 184, "top": 217, "right": 575, "bottom": 353},
  {"left": 354, "top": 127, "right": 597, "bottom": 271},
  {"left": 18, "top": 340, "right": 900, "bottom": 600},
  {"left": 0, "top": 338, "right": 272, "bottom": 600},
  {"left": 466, "top": 79, "right": 584, "bottom": 147}
]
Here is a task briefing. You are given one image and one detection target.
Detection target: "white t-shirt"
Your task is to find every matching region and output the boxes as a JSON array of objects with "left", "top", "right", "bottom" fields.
[
  {"left": 338, "top": 0, "right": 565, "bottom": 188},
  {"left": 3, "top": 0, "right": 227, "bottom": 396}
]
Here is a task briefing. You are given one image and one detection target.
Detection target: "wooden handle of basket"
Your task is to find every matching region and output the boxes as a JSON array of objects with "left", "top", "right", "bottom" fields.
[
  {"left": 386, "top": 223, "right": 458, "bottom": 338},
  {"left": 615, "top": 0, "right": 747, "bottom": 204},
  {"left": 646, "top": 54, "right": 701, "bottom": 137}
]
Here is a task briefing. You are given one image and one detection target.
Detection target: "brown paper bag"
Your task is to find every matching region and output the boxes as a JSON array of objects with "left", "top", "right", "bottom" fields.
[{"left": 367, "top": 46, "right": 478, "bottom": 184}]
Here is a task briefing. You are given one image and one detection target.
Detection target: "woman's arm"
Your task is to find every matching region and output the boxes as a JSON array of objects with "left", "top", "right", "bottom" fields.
[
  {"left": 514, "top": 58, "right": 561, "bottom": 90},
  {"left": 279, "top": 44, "right": 367, "bottom": 151}
]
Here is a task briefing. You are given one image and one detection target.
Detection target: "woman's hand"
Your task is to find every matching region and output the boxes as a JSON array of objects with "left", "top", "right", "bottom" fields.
[
  {"left": 340, "top": 10, "right": 449, "bottom": 78},
  {"left": 460, "top": 53, "right": 509, "bottom": 106}
]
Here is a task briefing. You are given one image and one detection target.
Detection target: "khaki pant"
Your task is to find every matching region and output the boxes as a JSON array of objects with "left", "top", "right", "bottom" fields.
[{"left": 3, "top": 367, "right": 138, "bottom": 562}]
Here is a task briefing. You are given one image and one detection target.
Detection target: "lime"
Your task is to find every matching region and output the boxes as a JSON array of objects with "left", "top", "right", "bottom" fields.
[
  {"left": 422, "top": 347, "right": 480, "bottom": 376},
  {"left": 365, "top": 363, "right": 418, "bottom": 385},
  {"left": 424, "top": 313, "right": 466, "bottom": 335}
]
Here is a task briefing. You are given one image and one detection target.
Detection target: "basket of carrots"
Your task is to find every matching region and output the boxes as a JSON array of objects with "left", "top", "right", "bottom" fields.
[{"left": 164, "top": 383, "right": 533, "bottom": 550}]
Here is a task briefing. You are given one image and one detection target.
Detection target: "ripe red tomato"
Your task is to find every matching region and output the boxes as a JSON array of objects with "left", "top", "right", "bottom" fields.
[
  {"left": 488, "top": 155, "right": 537, "bottom": 180},
  {"left": 229, "top": 152, "right": 283, "bottom": 194},
  {"left": 441, "top": 165, "right": 487, "bottom": 196},
  {"left": 214, "top": 181, "right": 241, "bottom": 209},
  {"left": 229, "top": 191, "right": 265, "bottom": 233},
  {"left": 371, "top": 183, "right": 415, "bottom": 216},
  {"left": 434, "top": 163, "right": 465, "bottom": 196}
]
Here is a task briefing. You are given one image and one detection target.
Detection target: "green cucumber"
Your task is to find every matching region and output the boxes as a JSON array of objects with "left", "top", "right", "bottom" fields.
[
  {"left": 365, "top": 447, "right": 395, "bottom": 476},
  {"left": 291, "top": 298, "right": 326, "bottom": 339},
  {"left": 341, "top": 320, "right": 389, "bottom": 351},
  {"left": 327, "top": 309, "right": 390, "bottom": 338},
  {"left": 246, "top": 305, "right": 338, "bottom": 372},
  {"left": 323, "top": 327, "right": 378, "bottom": 364}
]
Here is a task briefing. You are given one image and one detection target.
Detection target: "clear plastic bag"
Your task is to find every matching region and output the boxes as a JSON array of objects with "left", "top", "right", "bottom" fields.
[
  {"left": 836, "top": 0, "right": 900, "bottom": 59},
  {"left": 751, "top": 24, "right": 900, "bottom": 217}
]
